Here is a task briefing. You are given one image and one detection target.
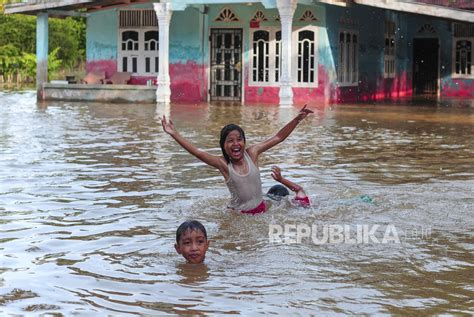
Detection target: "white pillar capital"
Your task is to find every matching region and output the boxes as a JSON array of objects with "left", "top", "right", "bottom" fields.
[
  {"left": 276, "top": 0, "right": 297, "bottom": 19},
  {"left": 153, "top": 3, "right": 173, "bottom": 104},
  {"left": 153, "top": 2, "right": 173, "bottom": 23},
  {"left": 277, "top": 0, "right": 296, "bottom": 107}
]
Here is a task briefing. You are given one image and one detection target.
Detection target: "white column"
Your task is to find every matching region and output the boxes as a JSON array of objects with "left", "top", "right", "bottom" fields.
[
  {"left": 154, "top": 2, "right": 173, "bottom": 104},
  {"left": 277, "top": 0, "right": 297, "bottom": 107}
]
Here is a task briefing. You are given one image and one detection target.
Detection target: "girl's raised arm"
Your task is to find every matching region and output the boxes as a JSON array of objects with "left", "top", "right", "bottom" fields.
[
  {"left": 247, "top": 105, "right": 313, "bottom": 160},
  {"left": 161, "top": 115, "right": 227, "bottom": 173}
]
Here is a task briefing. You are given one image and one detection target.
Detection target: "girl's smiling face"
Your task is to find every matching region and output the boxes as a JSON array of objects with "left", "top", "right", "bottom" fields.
[
  {"left": 224, "top": 130, "right": 245, "bottom": 162},
  {"left": 175, "top": 229, "right": 210, "bottom": 264}
]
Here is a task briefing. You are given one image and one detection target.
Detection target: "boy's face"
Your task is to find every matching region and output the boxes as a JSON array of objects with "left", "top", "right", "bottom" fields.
[{"left": 175, "top": 229, "right": 209, "bottom": 264}]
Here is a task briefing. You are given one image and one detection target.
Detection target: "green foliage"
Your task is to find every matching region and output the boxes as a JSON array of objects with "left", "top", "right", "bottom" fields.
[
  {"left": 0, "top": 12, "right": 85, "bottom": 82},
  {"left": 0, "top": 47, "right": 62, "bottom": 81},
  {"left": 19, "top": 52, "right": 36, "bottom": 79},
  {"left": 47, "top": 47, "right": 62, "bottom": 75},
  {"left": 0, "top": 44, "right": 22, "bottom": 77},
  {"left": 0, "top": 14, "right": 36, "bottom": 53},
  {"left": 49, "top": 17, "right": 86, "bottom": 68},
  {"left": 0, "top": 43, "right": 20, "bottom": 56}
]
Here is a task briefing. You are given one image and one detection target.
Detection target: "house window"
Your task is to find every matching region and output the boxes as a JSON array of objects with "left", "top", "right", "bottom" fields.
[
  {"left": 297, "top": 30, "right": 316, "bottom": 83},
  {"left": 338, "top": 30, "right": 358, "bottom": 86},
  {"left": 455, "top": 40, "right": 472, "bottom": 75},
  {"left": 249, "top": 26, "right": 318, "bottom": 87},
  {"left": 384, "top": 21, "right": 396, "bottom": 78},
  {"left": 275, "top": 31, "right": 281, "bottom": 82},
  {"left": 121, "top": 31, "right": 138, "bottom": 73},
  {"left": 453, "top": 23, "right": 474, "bottom": 78},
  {"left": 118, "top": 9, "right": 159, "bottom": 76},
  {"left": 252, "top": 30, "right": 270, "bottom": 83}
]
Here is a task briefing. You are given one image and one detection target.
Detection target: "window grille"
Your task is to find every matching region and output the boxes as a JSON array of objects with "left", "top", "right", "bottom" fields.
[
  {"left": 118, "top": 9, "right": 159, "bottom": 76},
  {"left": 338, "top": 30, "right": 358, "bottom": 86},
  {"left": 249, "top": 27, "right": 318, "bottom": 87},
  {"left": 454, "top": 23, "right": 474, "bottom": 37},
  {"left": 452, "top": 23, "right": 473, "bottom": 77},
  {"left": 119, "top": 9, "right": 158, "bottom": 28},
  {"left": 275, "top": 31, "right": 281, "bottom": 82},
  {"left": 455, "top": 40, "right": 472, "bottom": 75},
  {"left": 252, "top": 31, "right": 270, "bottom": 82},
  {"left": 297, "top": 30, "right": 315, "bottom": 83},
  {"left": 384, "top": 20, "right": 396, "bottom": 78}
]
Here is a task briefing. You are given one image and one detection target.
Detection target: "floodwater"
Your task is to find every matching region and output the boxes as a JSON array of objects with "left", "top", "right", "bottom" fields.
[{"left": 0, "top": 91, "right": 473, "bottom": 315}]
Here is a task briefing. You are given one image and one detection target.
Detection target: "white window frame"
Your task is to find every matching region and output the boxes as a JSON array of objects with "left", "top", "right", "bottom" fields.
[
  {"left": 292, "top": 25, "right": 319, "bottom": 87},
  {"left": 248, "top": 26, "right": 319, "bottom": 88},
  {"left": 118, "top": 28, "right": 159, "bottom": 76},
  {"left": 452, "top": 37, "right": 473, "bottom": 79},
  {"left": 249, "top": 27, "right": 278, "bottom": 87},
  {"left": 250, "top": 28, "right": 272, "bottom": 85},
  {"left": 337, "top": 29, "right": 359, "bottom": 87},
  {"left": 384, "top": 20, "right": 396, "bottom": 79},
  {"left": 142, "top": 28, "right": 159, "bottom": 74},
  {"left": 117, "top": 9, "right": 159, "bottom": 76},
  {"left": 118, "top": 28, "right": 140, "bottom": 74}
]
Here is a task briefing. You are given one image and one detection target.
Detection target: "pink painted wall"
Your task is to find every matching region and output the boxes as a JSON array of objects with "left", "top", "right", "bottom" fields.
[
  {"left": 441, "top": 79, "right": 474, "bottom": 98},
  {"left": 128, "top": 76, "right": 155, "bottom": 85},
  {"left": 86, "top": 60, "right": 117, "bottom": 78},
  {"left": 245, "top": 86, "right": 279, "bottom": 105},
  {"left": 244, "top": 65, "right": 332, "bottom": 105},
  {"left": 243, "top": 65, "right": 279, "bottom": 104},
  {"left": 293, "top": 66, "right": 331, "bottom": 105},
  {"left": 170, "top": 61, "right": 207, "bottom": 103},
  {"left": 376, "top": 72, "right": 412, "bottom": 100},
  {"left": 86, "top": 60, "right": 207, "bottom": 103},
  {"left": 335, "top": 71, "right": 413, "bottom": 103}
]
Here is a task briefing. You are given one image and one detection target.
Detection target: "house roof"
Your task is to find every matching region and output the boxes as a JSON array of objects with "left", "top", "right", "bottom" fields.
[
  {"left": 4, "top": 0, "right": 474, "bottom": 23},
  {"left": 4, "top": 0, "right": 153, "bottom": 15},
  {"left": 354, "top": 0, "right": 474, "bottom": 23}
]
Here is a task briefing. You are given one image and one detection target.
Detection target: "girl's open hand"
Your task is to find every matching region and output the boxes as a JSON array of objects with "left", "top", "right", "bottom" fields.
[
  {"left": 271, "top": 166, "right": 283, "bottom": 182},
  {"left": 296, "top": 104, "right": 314, "bottom": 121},
  {"left": 161, "top": 115, "right": 176, "bottom": 135}
]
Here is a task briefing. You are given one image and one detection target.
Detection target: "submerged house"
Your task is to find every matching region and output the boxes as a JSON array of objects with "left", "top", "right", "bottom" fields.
[{"left": 5, "top": 0, "right": 474, "bottom": 105}]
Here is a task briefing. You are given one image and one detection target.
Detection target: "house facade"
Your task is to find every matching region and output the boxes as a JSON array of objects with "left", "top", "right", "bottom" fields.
[{"left": 5, "top": 0, "right": 474, "bottom": 104}]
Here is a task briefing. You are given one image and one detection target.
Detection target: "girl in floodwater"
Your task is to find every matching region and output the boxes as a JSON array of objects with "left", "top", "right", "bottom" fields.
[{"left": 161, "top": 105, "right": 313, "bottom": 215}]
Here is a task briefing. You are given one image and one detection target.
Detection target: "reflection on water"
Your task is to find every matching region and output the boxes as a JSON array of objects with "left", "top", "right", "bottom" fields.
[{"left": 0, "top": 91, "right": 473, "bottom": 315}]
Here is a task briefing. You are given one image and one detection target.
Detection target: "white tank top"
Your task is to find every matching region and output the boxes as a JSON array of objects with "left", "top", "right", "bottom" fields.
[{"left": 225, "top": 152, "right": 263, "bottom": 211}]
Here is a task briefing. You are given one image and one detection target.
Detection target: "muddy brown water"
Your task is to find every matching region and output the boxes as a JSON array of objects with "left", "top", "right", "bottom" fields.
[{"left": 0, "top": 91, "right": 473, "bottom": 315}]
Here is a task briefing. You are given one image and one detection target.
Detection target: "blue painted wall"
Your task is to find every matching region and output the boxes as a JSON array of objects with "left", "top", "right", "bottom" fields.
[
  {"left": 170, "top": 7, "right": 204, "bottom": 63},
  {"left": 86, "top": 9, "right": 118, "bottom": 61}
]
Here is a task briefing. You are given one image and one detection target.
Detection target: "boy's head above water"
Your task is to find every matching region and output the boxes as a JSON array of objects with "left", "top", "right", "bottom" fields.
[
  {"left": 267, "top": 184, "right": 290, "bottom": 201},
  {"left": 175, "top": 220, "right": 209, "bottom": 264}
]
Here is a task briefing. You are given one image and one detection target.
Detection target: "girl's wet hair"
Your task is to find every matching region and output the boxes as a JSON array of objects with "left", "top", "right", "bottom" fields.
[
  {"left": 267, "top": 184, "right": 290, "bottom": 201},
  {"left": 176, "top": 220, "right": 207, "bottom": 243},
  {"left": 220, "top": 124, "right": 246, "bottom": 163}
]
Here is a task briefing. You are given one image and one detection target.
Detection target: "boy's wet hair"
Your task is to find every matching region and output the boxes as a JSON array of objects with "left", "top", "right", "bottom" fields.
[
  {"left": 176, "top": 220, "right": 207, "bottom": 243},
  {"left": 220, "top": 124, "right": 246, "bottom": 163},
  {"left": 267, "top": 184, "right": 290, "bottom": 201}
]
